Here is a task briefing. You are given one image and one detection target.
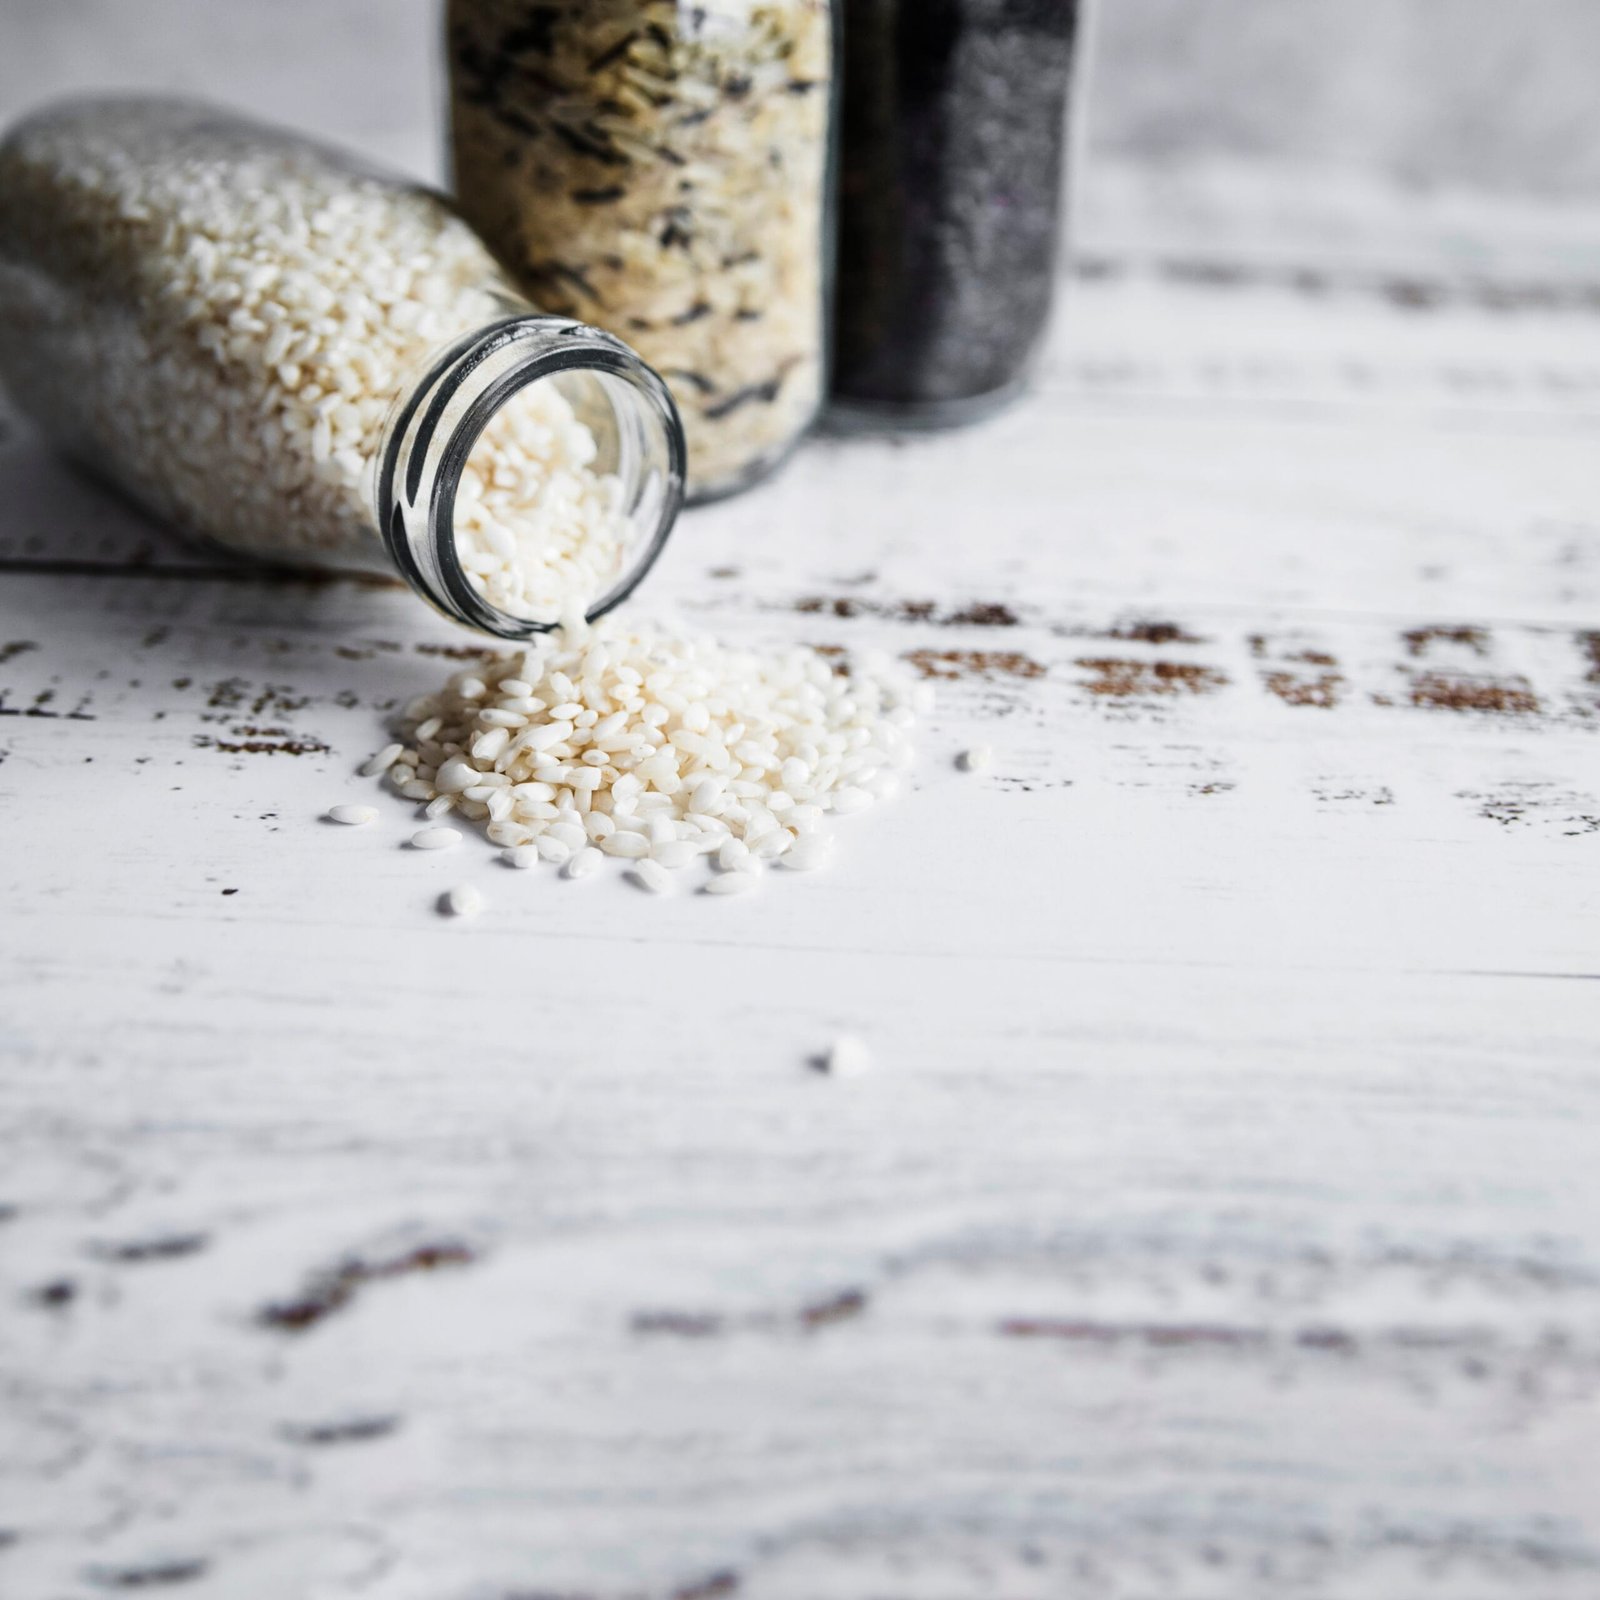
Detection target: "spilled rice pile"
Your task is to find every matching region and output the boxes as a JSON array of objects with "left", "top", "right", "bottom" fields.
[{"left": 363, "top": 611, "right": 930, "bottom": 901}]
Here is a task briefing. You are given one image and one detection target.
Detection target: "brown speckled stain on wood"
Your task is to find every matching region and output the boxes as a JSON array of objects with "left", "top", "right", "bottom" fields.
[
  {"left": 1249, "top": 633, "right": 1341, "bottom": 670},
  {"left": 1403, "top": 624, "right": 1491, "bottom": 658},
  {"left": 1296, "top": 1327, "right": 1358, "bottom": 1353},
  {"left": 1263, "top": 670, "right": 1345, "bottom": 709},
  {"left": 806, "top": 643, "right": 851, "bottom": 676},
  {"left": 332, "top": 639, "right": 403, "bottom": 657},
  {"left": 92, "top": 1233, "right": 208, "bottom": 1264},
  {"left": 1069, "top": 252, "right": 1600, "bottom": 314},
  {"left": 796, "top": 595, "right": 859, "bottom": 618},
  {"left": 1105, "top": 619, "right": 1206, "bottom": 646},
  {"left": 1408, "top": 672, "right": 1539, "bottom": 716},
  {"left": 633, "top": 1309, "right": 725, "bottom": 1337},
  {"left": 945, "top": 601, "right": 1019, "bottom": 627},
  {"left": 1460, "top": 784, "right": 1600, "bottom": 834},
  {"left": 414, "top": 641, "right": 488, "bottom": 661},
  {"left": 199, "top": 680, "right": 317, "bottom": 726},
  {"left": 1578, "top": 631, "right": 1600, "bottom": 682},
  {"left": 799, "top": 1288, "right": 869, "bottom": 1329},
  {"left": 0, "top": 698, "right": 95, "bottom": 721},
  {"left": 1315, "top": 787, "right": 1395, "bottom": 807},
  {"left": 88, "top": 1558, "right": 210, "bottom": 1589},
  {"left": 193, "top": 734, "right": 331, "bottom": 757},
  {"left": 257, "top": 684, "right": 307, "bottom": 716},
  {"left": 906, "top": 648, "right": 1047, "bottom": 682},
  {"left": 633, "top": 1288, "right": 870, "bottom": 1340},
  {"left": 1476, "top": 795, "right": 1532, "bottom": 826},
  {"left": 996, "top": 1316, "right": 1541, "bottom": 1362},
  {"left": 260, "top": 1240, "right": 478, "bottom": 1333},
  {"left": 999, "top": 1317, "right": 1267, "bottom": 1349},
  {"left": 204, "top": 676, "right": 249, "bottom": 710},
  {"left": 795, "top": 596, "right": 1019, "bottom": 627},
  {"left": 1076, "top": 658, "right": 1228, "bottom": 697},
  {"left": 282, "top": 1415, "right": 402, "bottom": 1447},
  {"left": 673, "top": 1570, "right": 742, "bottom": 1600}
]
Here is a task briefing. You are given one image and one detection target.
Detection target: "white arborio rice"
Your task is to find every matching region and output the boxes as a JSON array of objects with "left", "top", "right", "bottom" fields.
[
  {"left": 374, "top": 613, "right": 919, "bottom": 883},
  {"left": 0, "top": 98, "right": 628, "bottom": 620},
  {"left": 821, "top": 1034, "right": 872, "bottom": 1078},
  {"left": 440, "top": 884, "right": 486, "bottom": 918},
  {"left": 454, "top": 385, "right": 630, "bottom": 620}
]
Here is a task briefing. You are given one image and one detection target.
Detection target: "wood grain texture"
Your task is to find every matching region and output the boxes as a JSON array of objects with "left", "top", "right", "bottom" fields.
[{"left": 1, "top": 245, "right": 1598, "bottom": 1599}]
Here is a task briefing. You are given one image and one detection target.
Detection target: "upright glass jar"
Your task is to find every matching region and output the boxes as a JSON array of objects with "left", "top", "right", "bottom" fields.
[
  {"left": 448, "top": 0, "right": 834, "bottom": 502},
  {"left": 831, "top": 0, "right": 1082, "bottom": 427},
  {"left": 0, "top": 97, "right": 685, "bottom": 638}
]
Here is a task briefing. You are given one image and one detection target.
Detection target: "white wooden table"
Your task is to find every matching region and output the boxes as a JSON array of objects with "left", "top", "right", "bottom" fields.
[{"left": 2, "top": 235, "right": 1598, "bottom": 1599}]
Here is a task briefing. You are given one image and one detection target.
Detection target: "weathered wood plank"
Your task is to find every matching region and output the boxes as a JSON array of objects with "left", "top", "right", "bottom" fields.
[{"left": 1, "top": 264, "right": 1597, "bottom": 1598}]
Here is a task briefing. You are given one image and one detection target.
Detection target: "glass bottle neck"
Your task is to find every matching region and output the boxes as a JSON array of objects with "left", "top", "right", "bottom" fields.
[{"left": 376, "top": 310, "right": 685, "bottom": 640}]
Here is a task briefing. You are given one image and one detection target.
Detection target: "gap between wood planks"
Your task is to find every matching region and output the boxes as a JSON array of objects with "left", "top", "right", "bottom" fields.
[{"left": 0, "top": 553, "right": 400, "bottom": 585}]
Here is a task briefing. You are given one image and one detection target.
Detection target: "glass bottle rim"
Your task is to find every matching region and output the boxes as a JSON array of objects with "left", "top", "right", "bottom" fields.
[{"left": 376, "top": 312, "right": 686, "bottom": 640}]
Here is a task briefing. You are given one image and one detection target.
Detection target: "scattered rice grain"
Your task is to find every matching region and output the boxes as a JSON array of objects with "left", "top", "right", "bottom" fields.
[
  {"left": 565, "top": 846, "right": 603, "bottom": 879},
  {"left": 821, "top": 1034, "right": 873, "bottom": 1078},
  {"left": 627, "top": 859, "right": 673, "bottom": 895},
  {"left": 360, "top": 743, "right": 404, "bottom": 778},
  {"left": 703, "top": 871, "right": 759, "bottom": 897},
  {"left": 780, "top": 835, "right": 834, "bottom": 872},
  {"left": 411, "top": 827, "right": 462, "bottom": 851},
  {"left": 440, "top": 883, "right": 485, "bottom": 918}
]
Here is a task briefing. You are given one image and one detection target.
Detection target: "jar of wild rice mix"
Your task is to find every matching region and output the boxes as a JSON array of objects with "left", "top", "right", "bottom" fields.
[
  {"left": 0, "top": 96, "right": 686, "bottom": 638},
  {"left": 448, "top": 0, "right": 834, "bottom": 503}
]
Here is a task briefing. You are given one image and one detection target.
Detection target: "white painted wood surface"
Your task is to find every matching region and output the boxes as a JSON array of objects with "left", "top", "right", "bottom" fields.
[{"left": 2, "top": 236, "right": 1599, "bottom": 1599}]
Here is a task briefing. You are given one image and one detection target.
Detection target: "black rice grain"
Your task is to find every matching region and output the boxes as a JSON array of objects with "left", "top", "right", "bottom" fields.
[{"left": 831, "top": 0, "right": 1080, "bottom": 422}]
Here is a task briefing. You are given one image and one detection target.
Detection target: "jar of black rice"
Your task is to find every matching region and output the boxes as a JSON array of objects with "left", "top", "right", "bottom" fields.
[
  {"left": 830, "top": 0, "right": 1083, "bottom": 428},
  {"left": 449, "top": 0, "right": 835, "bottom": 503}
]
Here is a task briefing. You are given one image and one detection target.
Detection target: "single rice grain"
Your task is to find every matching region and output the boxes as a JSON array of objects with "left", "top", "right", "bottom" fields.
[
  {"left": 440, "top": 883, "right": 485, "bottom": 917},
  {"left": 411, "top": 826, "right": 462, "bottom": 850}
]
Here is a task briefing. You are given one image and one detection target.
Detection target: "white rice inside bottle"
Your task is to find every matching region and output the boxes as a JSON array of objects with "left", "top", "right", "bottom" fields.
[{"left": 0, "top": 98, "right": 629, "bottom": 621}]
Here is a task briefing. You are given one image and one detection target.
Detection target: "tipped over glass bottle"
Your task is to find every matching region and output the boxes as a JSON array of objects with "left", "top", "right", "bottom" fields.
[
  {"left": 0, "top": 96, "right": 685, "bottom": 638},
  {"left": 448, "top": 0, "right": 835, "bottom": 503}
]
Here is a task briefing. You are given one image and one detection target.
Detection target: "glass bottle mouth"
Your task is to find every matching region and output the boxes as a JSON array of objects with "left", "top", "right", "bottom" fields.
[{"left": 377, "top": 313, "right": 686, "bottom": 640}]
